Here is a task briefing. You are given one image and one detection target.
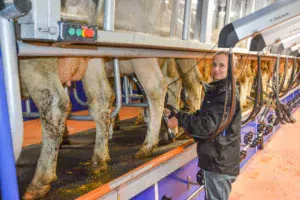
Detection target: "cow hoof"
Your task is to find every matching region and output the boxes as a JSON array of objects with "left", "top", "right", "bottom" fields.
[
  {"left": 88, "top": 161, "right": 108, "bottom": 174},
  {"left": 23, "top": 184, "right": 50, "bottom": 200},
  {"left": 135, "top": 149, "right": 153, "bottom": 159}
]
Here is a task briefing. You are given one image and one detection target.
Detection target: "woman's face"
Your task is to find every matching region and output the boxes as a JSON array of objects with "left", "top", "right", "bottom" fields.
[{"left": 212, "top": 54, "right": 228, "bottom": 80}]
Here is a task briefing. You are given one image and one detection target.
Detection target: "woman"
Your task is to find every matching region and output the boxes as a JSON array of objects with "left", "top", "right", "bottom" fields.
[{"left": 166, "top": 51, "right": 241, "bottom": 200}]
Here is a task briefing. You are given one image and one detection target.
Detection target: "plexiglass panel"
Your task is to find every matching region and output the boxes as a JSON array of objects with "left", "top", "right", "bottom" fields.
[{"left": 61, "top": 0, "right": 179, "bottom": 38}]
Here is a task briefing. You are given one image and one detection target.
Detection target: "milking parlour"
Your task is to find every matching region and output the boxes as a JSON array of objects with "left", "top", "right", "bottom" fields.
[{"left": 0, "top": 0, "right": 300, "bottom": 199}]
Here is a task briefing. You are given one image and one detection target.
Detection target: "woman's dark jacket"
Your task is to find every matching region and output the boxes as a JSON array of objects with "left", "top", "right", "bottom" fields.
[{"left": 175, "top": 78, "right": 242, "bottom": 176}]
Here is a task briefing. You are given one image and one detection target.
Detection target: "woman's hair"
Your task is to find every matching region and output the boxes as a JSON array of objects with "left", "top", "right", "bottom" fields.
[{"left": 213, "top": 51, "right": 238, "bottom": 67}]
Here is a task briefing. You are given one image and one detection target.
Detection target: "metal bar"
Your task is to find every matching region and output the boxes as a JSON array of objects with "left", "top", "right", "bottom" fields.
[
  {"left": 129, "top": 82, "right": 133, "bottom": 98},
  {"left": 193, "top": 0, "right": 203, "bottom": 41},
  {"left": 0, "top": 0, "right": 32, "bottom": 19},
  {"left": 225, "top": 0, "right": 233, "bottom": 24},
  {"left": 220, "top": 0, "right": 300, "bottom": 48},
  {"left": 104, "top": 0, "right": 115, "bottom": 31},
  {"left": 23, "top": 112, "right": 40, "bottom": 118},
  {"left": 72, "top": 84, "right": 88, "bottom": 106},
  {"left": 0, "top": 42, "right": 20, "bottom": 200},
  {"left": 170, "top": 0, "right": 179, "bottom": 37},
  {"left": 110, "top": 58, "right": 122, "bottom": 118},
  {"left": 217, "top": 0, "right": 226, "bottom": 31},
  {"left": 17, "top": 41, "right": 300, "bottom": 60},
  {"left": 69, "top": 115, "right": 93, "bottom": 121},
  {"left": 64, "top": 86, "right": 69, "bottom": 95},
  {"left": 124, "top": 76, "right": 129, "bottom": 104},
  {"left": 186, "top": 186, "right": 204, "bottom": 200},
  {"left": 0, "top": 17, "right": 23, "bottom": 161},
  {"left": 23, "top": 112, "right": 94, "bottom": 121},
  {"left": 25, "top": 99, "right": 31, "bottom": 114},
  {"left": 182, "top": 0, "right": 192, "bottom": 40},
  {"left": 246, "top": 0, "right": 256, "bottom": 49},
  {"left": 17, "top": 41, "right": 211, "bottom": 58},
  {"left": 122, "top": 103, "right": 149, "bottom": 108}
]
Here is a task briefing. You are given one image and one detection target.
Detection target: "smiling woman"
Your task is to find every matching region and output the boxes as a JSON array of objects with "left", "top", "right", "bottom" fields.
[{"left": 212, "top": 51, "right": 238, "bottom": 81}]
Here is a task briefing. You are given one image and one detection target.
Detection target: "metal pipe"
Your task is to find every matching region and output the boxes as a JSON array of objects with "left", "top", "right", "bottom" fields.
[
  {"left": 104, "top": 0, "right": 115, "bottom": 31},
  {"left": 23, "top": 112, "right": 94, "bottom": 121},
  {"left": 129, "top": 82, "right": 133, "bottom": 98},
  {"left": 0, "top": 44, "right": 20, "bottom": 200},
  {"left": 110, "top": 58, "right": 122, "bottom": 118},
  {"left": 186, "top": 186, "right": 204, "bottom": 200},
  {"left": 25, "top": 99, "right": 31, "bottom": 114},
  {"left": 69, "top": 115, "right": 93, "bottom": 121},
  {"left": 64, "top": 86, "right": 69, "bottom": 95},
  {"left": 124, "top": 76, "right": 129, "bottom": 104},
  {"left": 0, "top": 0, "right": 31, "bottom": 19},
  {"left": 72, "top": 84, "right": 88, "bottom": 106},
  {"left": 182, "top": 0, "right": 192, "bottom": 40},
  {"left": 170, "top": 0, "right": 179, "bottom": 37},
  {"left": 23, "top": 112, "right": 40, "bottom": 118},
  {"left": 17, "top": 41, "right": 211, "bottom": 58},
  {"left": 225, "top": 0, "right": 233, "bottom": 24},
  {"left": 217, "top": 2, "right": 226, "bottom": 31},
  {"left": 0, "top": 17, "right": 23, "bottom": 161},
  {"left": 194, "top": 0, "right": 203, "bottom": 41},
  {"left": 122, "top": 103, "right": 149, "bottom": 107}
]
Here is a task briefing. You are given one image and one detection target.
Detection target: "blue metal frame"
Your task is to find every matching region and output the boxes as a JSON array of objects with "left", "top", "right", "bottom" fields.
[
  {"left": 0, "top": 50, "right": 20, "bottom": 199},
  {"left": 131, "top": 88, "right": 299, "bottom": 200}
]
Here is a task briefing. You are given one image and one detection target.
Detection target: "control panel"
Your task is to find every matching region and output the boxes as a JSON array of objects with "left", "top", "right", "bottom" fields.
[{"left": 58, "top": 21, "right": 97, "bottom": 42}]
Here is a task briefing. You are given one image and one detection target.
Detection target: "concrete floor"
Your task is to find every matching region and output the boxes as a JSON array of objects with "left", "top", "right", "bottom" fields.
[{"left": 231, "top": 109, "right": 300, "bottom": 200}]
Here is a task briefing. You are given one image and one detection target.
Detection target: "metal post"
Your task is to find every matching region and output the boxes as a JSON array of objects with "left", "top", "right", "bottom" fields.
[
  {"left": 0, "top": 43, "right": 20, "bottom": 200},
  {"left": 110, "top": 58, "right": 122, "bottom": 118},
  {"left": 199, "top": 0, "right": 214, "bottom": 43},
  {"left": 182, "top": 0, "right": 192, "bottom": 40},
  {"left": 129, "top": 82, "right": 133, "bottom": 98},
  {"left": 124, "top": 76, "right": 129, "bottom": 104},
  {"left": 246, "top": 0, "right": 256, "bottom": 49},
  {"left": 194, "top": 0, "right": 203, "bottom": 41},
  {"left": 225, "top": 0, "right": 233, "bottom": 24},
  {"left": 0, "top": 17, "right": 23, "bottom": 161},
  {"left": 217, "top": 0, "right": 226, "bottom": 31},
  {"left": 26, "top": 99, "right": 31, "bottom": 114},
  {"left": 64, "top": 86, "right": 69, "bottom": 95},
  {"left": 104, "top": 0, "right": 115, "bottom": 31},
  {"left": 170, "top": 0, "right": 179, "bottom": 37}
]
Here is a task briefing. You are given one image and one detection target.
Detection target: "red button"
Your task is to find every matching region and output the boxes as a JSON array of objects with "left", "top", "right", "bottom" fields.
[{"left": 84, "top": 29, "right": 95, "bottom": 38}]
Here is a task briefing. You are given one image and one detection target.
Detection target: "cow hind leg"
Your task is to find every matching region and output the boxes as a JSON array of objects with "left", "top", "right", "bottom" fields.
[
  {"left": 160, "top": 58, "right": 182, "bottom": 143},
  {"left": 20, "top": 59, "right": 71, "bottom": 199},
  {"left": 83, "top": 58, "right": 114, "bottom": 174},
  {"left": 130, "top": 58, "right": 168, "bottom": 158},
  {"left": 60, "top": 126, "right": 71, "bottom": 146}
]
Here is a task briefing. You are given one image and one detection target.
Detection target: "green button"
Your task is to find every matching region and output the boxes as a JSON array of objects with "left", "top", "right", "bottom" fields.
[
  {"left": 76, "top": 29, "right": 82, "bottom": 36},
  {"left": 68, "top": 28, "right": 75, "bottom": 36}
]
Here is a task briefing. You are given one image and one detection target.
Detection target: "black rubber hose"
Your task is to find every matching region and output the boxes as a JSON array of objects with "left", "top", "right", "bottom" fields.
[{"left": 242, "top": 54, "right": 263, "bottom": 125}]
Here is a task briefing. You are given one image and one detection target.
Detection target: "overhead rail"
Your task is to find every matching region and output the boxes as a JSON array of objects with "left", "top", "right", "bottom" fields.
[
  {"left": 218, "top": 0, "right": 300, "bottom": 48},
  {"left": 250, "top": 15, "right": 300, "bottom": 51},
  {"left": 270, "top": 32, "right": 300, "bottom": 54}
]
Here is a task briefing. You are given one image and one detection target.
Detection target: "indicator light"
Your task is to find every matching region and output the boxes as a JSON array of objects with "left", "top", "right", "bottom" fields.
[
  {"left": 68, "top": 28, "right": 75, "bottom": 36},
  {"left": 76, "top": 29, "right": 82, "bottom": 36}
]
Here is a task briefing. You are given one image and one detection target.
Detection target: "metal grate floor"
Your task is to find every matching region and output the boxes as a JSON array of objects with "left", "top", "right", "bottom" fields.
[{"left": 17, "top": 118, "right": 192, "bottom": 199}]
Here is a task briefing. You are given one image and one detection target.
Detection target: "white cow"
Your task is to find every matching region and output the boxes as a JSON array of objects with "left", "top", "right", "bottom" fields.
[{"left": 21, "top": 0, "right": 204, "bottom": 199}]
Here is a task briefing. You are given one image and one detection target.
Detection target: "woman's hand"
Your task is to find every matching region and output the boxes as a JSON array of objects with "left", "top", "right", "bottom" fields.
[{"left": 164, "top": 108, "right": 171, "bottom": 117}]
